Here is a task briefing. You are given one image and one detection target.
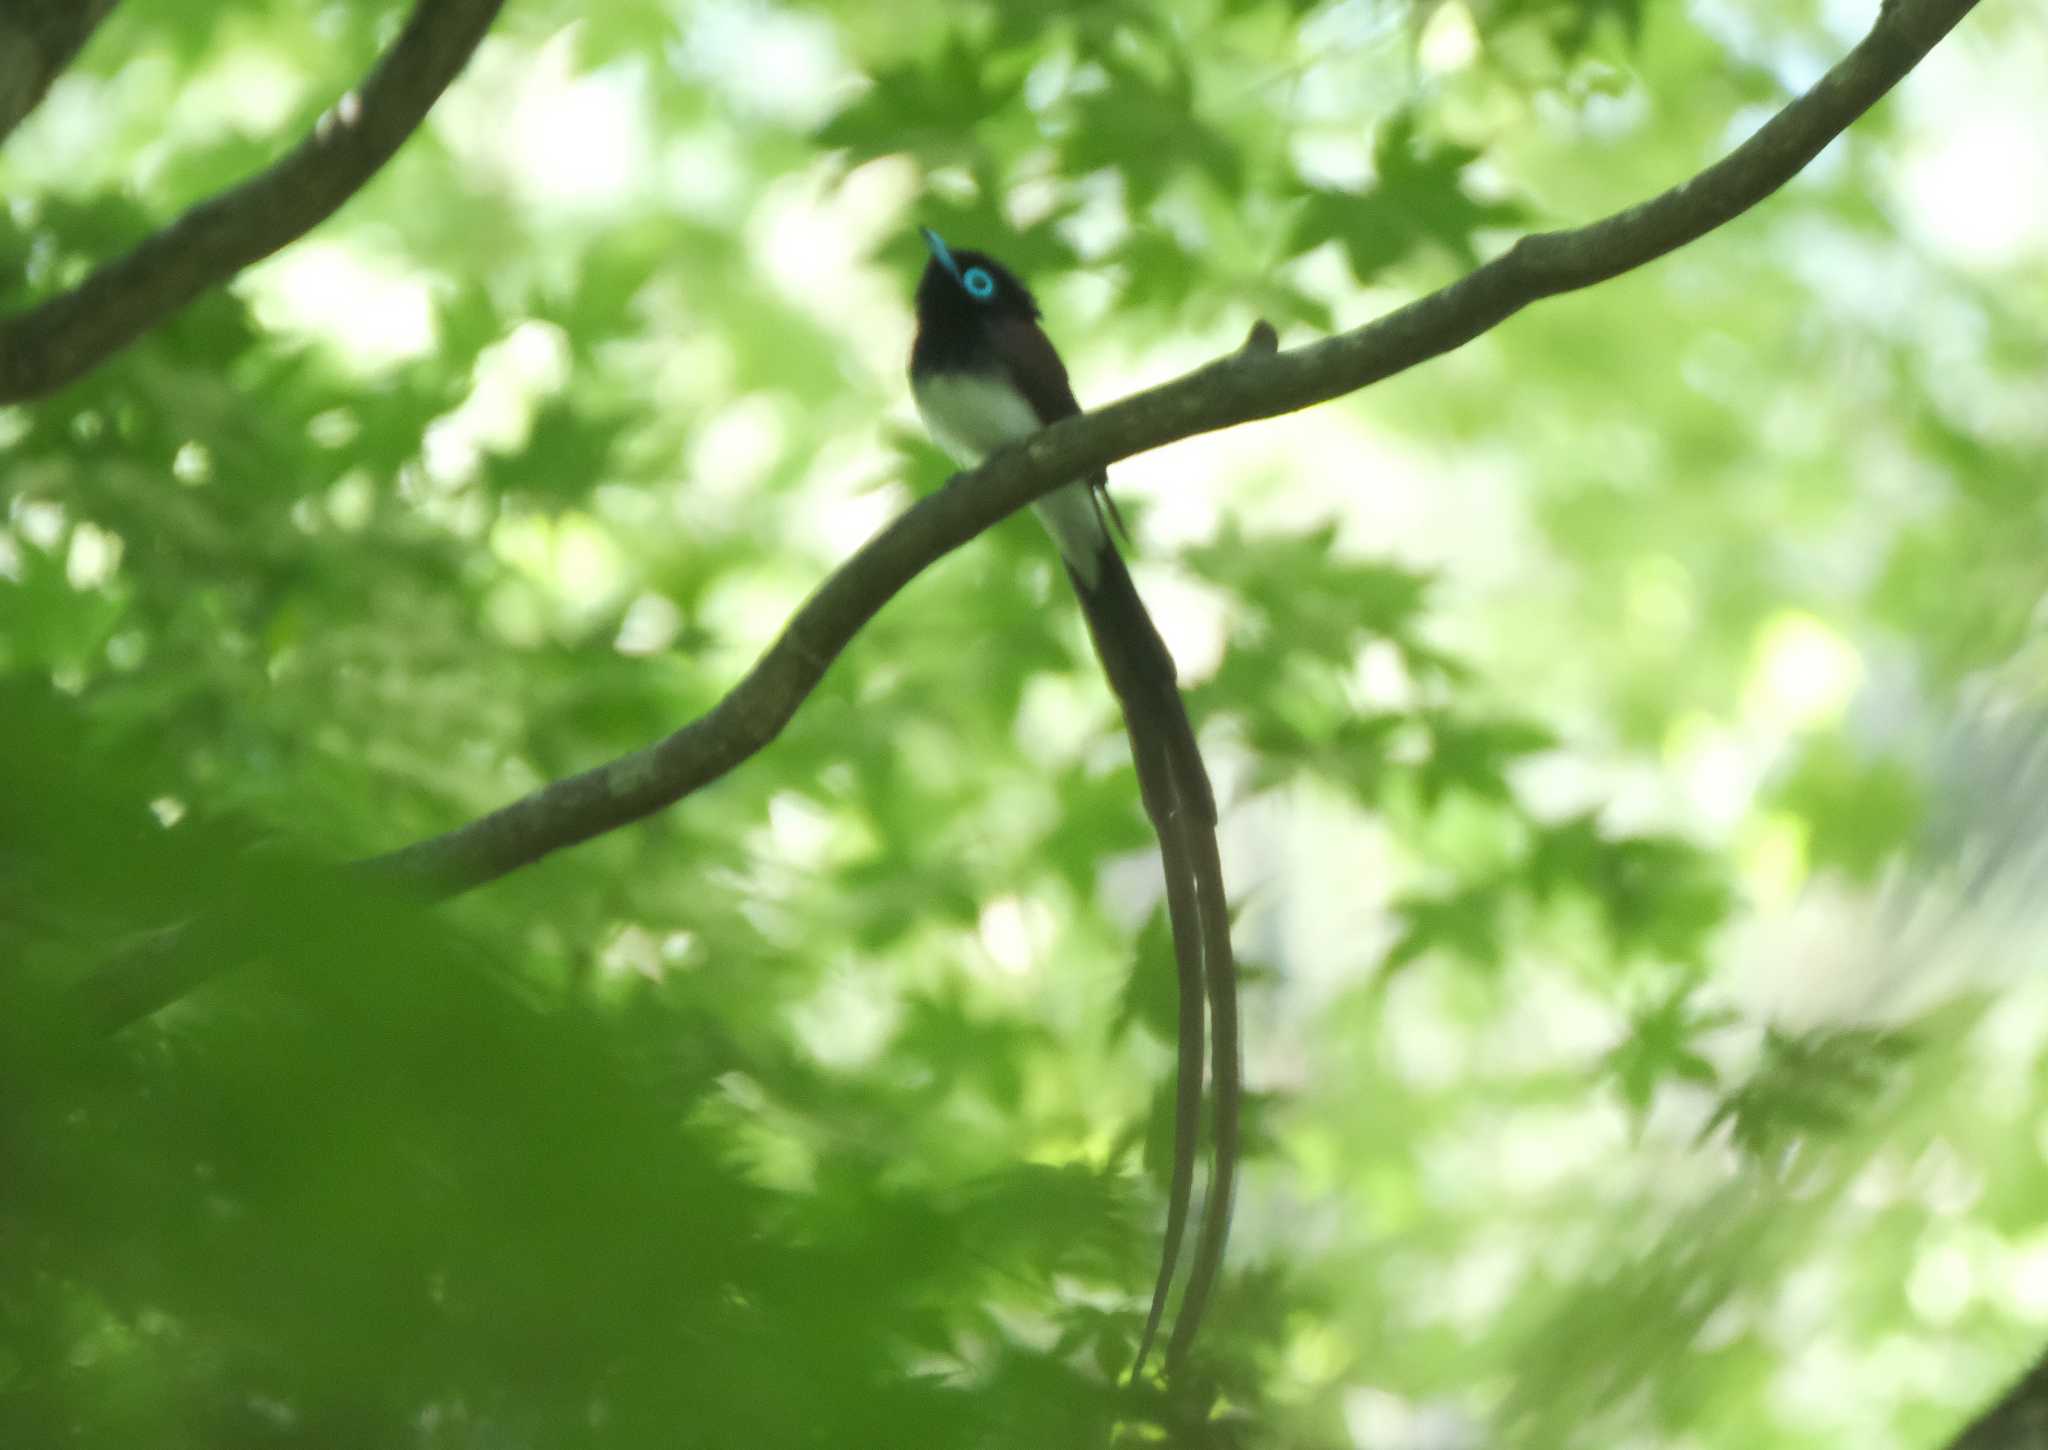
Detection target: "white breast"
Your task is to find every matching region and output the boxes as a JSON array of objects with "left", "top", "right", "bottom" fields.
[
  {"left": 913, "top": 370, "right": 1108, "bottom": 586},
  {"left": 913, "top": 370, "right": 1042, "bottom": 464}
]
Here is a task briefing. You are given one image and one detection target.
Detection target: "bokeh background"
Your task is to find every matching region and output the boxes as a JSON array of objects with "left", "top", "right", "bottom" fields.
[{"left": 4, "top": 1, "right": 2046, "bottom": 1445}]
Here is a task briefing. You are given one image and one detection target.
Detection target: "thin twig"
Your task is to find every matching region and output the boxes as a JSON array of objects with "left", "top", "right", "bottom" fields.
[
  {"left": 0, "top": 0, "right": 504, "bottom": 401},
  {"left": 0, "top": 0, "right": 122, "bottom": 146}
]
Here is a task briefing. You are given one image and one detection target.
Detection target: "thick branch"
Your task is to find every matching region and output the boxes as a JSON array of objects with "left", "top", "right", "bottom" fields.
[
  {"left": 1948, "top": 1346, "right": 2048, "bottom": 1449},
  {"left": 0, "top": 0, "right": 504, "bottom": 402},
  {"left": 370, "top": 0, "right": 1978, "bottom": 890},
  {"left": 0, "top": 0, "right": 121, "bottom": 146},
  {"left": 74, "top": 0, "right": 1981, "bottom": 1031}
]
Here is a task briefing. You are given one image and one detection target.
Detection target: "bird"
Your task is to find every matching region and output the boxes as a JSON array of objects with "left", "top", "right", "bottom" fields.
[{"left": 907, "top": 226, "right": 1238, "bottom": 1381}]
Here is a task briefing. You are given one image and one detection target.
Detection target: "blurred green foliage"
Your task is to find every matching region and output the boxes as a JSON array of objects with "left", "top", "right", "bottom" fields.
[{"left": 3, "top": 0, "right": 2046, "bottom": 1445}]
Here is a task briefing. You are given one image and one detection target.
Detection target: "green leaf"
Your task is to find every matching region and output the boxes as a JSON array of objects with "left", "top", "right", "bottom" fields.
[
  {"left": 1287, "top": 111, "right": 1528, "bottom": 284},
  {"left": 1383, "top": 879, "right": 1509, "bottom": 976}
]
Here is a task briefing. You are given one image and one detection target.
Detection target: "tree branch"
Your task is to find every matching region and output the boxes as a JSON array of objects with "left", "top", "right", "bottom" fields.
[
  {"left": 0, "top": 0, "right": 121, "bottom": 147},
  {"left": 1947, "top": 1344, "right": 2048, "bottom": 1449},
  {"left": 0, "top": 0, "right": 504, "bottom": 402},
  {"left": 74, "top": 0, "right": 1982, "bottom": 1031}
]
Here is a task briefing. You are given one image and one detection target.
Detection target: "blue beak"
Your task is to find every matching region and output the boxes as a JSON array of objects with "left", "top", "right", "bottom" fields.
[{"left": 920, "top": 226, "right": 963, "bottom": 283}]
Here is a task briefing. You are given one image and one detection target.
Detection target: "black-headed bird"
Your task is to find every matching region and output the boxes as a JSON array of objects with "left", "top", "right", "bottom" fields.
[{"left": 907, "top": 227, "right": 1238, "bottom": 1381}]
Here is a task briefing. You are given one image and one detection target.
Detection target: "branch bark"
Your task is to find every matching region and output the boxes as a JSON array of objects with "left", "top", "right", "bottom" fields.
[
  {"left": 71, "top": 0, "right": 1983, "bottom": 1031},
  {"left": 0, "top": 0, "right": 504, "bottom": 402},
  {"left": 1948, "top": 1346, "right": 2048, "bottom": 1449},
  {"left": 0, "top": 0, "right": 121, "bottom": 146}
]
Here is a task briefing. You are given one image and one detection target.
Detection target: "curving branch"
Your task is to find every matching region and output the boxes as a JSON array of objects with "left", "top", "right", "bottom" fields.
[
  {"left": 0, "top": 0, "right": 122, "bottom": 147},
  {"left": 1948, "top": 1343, "right": 2048, "bottom": 1448},
  {"left": 74, "top": 0, "right": 1982, "bottom": 1031},
  {"left": 0, "top": 0, "right": 504, "bottom": 403}
]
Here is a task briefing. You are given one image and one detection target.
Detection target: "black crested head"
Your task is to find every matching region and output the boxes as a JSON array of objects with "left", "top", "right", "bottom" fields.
[
  {"left": 911, "top": 230, "right": 1043, "bottom": 378},
  {"left": 913, "top": 245, "right": 1039, "bottom": 321}
]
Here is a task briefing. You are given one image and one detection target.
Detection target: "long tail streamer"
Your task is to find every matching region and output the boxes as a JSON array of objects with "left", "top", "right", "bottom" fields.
[{"left": 1063, "top": 547, "right": 1237, "bottom": 1382}]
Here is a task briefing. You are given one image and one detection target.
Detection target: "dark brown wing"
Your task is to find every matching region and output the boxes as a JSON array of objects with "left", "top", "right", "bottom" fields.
[
  {"left": 989, "top": 314, "right": 1126, "bottom": 538},
  {"left": 987, "top": 313, "right": 1084, "bottom": 425}
]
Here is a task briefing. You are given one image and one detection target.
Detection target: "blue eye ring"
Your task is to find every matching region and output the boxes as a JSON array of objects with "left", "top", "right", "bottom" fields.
[{"left": 962, "top": 266, "right": 996, "bottom": 300}]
